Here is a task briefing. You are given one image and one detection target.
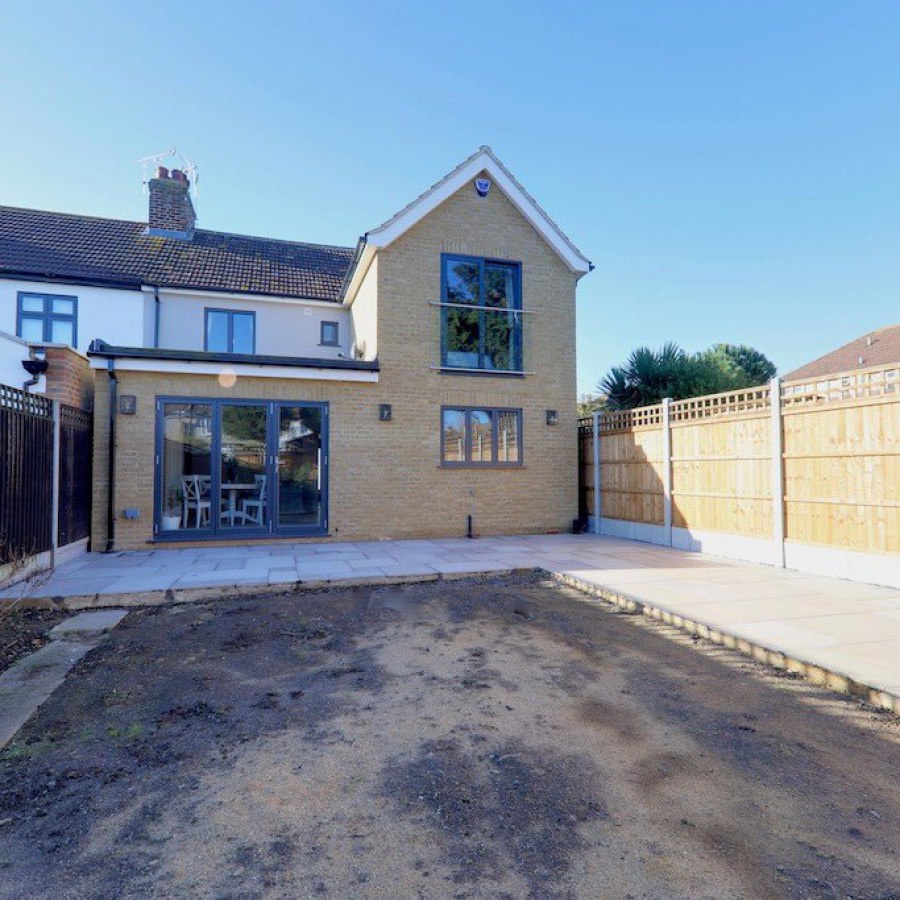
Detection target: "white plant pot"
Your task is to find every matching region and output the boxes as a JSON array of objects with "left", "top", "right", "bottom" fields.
[{"left": 162, "top": 514, "right": 181, "bottom": 531}]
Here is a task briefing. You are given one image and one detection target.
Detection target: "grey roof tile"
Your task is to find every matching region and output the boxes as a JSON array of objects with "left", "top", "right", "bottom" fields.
[{"left": 0, "top": 206, "right": 354, "bottom": 302}]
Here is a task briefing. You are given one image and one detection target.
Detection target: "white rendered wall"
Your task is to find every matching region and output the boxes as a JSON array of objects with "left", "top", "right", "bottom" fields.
[
  {"left": 348, "top": 254, "right": 378, "bottom": 360},
  {"left": 0, "top": 278, "right": 145, "bottom": 352},
  {"left": 155, "top": 290, "right": 351, "bottom": 358},
  {"left": 0, "top": 329, "right": 28, "bottom": 388}
]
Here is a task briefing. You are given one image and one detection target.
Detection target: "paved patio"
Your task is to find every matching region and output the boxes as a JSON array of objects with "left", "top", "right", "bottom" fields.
[{"left": 2, "top": 534, "right": 899, "bottom": 707}]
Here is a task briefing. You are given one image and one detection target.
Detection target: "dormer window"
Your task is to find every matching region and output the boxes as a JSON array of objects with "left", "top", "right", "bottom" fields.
[
  {"left": 205, "top": 309, "right": 255, "bottom": 354},
  {"left": 17, "top": 292, "right": 77, "bottom": 345},
  {"left": 440, "top": 255, "right": 522, "bottom": 373}
]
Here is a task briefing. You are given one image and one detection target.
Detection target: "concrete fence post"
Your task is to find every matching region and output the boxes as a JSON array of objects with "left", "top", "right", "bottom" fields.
[
  {"left": 662, "top": 397, "right": 673, "bottom": 547},
  {"left": 770, "top": 377, "right": 786, "bottom": 567},
  {"left": 51, "top": 399, "right": 61, "bottom": 568},
  {"left": 592, "top": 410, "right": 601, "bottom": 535}
]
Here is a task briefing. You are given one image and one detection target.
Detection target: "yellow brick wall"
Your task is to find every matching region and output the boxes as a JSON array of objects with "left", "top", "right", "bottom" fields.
[{"left": 92, "top": 174, "right": 580, "bottom": 549}]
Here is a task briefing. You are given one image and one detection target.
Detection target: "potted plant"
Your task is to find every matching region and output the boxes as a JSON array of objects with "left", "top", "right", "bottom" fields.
[{"left": 162, "top": 485, "right": 184, "bottom": 531}]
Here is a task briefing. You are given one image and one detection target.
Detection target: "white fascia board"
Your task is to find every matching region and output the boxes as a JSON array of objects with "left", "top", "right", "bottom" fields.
[
  {"left": 343, "top": 243, "right": 377, "bottom": 307},
  {"left": 140, "top": 285, "right": 347, "bottom": 309},
  {"left": 365, "top": 148, "right": 592, "bottom": 275},
  {"left": 89, "top": 357, "right": 378, "bottom": 383}
]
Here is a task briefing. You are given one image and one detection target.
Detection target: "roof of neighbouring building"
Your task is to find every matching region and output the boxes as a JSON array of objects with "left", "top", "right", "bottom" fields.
[
  {"left": 784, "top": 324, "right": 900, "bottom": 381},
  {"left": 0, "top": 206, "right": 355, "bottom": 302}
]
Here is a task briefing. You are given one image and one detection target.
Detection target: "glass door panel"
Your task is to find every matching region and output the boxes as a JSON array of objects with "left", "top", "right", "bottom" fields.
[
  {"left": 160, "top": 403, "right": 213, "bottom": 532},
  {"left": 219, "top": 404, "right": 268, "bottom": 530},
  {"left": 277, "top": 405, "right": 323, "bottom": 530}
]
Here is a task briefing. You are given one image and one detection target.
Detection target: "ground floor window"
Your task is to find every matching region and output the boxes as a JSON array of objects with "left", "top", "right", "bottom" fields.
[
  {"left": 156, "top": 398, "right": 327, "bottom": 538},
  {"left": 441, "top": 407, "right": 522, "bottom": 466}
]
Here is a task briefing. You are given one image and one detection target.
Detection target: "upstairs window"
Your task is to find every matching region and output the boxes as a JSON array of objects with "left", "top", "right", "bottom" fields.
[
  {"left": 441, "top": 255, "right": 522, "bottom": 373},
  {"left": 17, "top": 292, "right": 77, "bottom": 345},
  {"left": 320, "top": 321, "right": 340, "bottom": 346},
  {"left": 205, "top": 309, "right": 255, "bottom": 354}
]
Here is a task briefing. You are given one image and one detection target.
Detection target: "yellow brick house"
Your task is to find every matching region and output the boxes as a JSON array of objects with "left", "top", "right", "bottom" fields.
[{"left": 1, "top": 148, "right": 592, "bottom": 550}]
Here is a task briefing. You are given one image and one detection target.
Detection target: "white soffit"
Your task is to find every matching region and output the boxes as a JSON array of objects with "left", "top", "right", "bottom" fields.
[{"left": 364, "top": 146, "right": 593, "bottom": 276}]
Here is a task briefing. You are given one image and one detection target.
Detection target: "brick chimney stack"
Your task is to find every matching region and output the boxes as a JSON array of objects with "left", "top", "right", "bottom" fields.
[{"left": 147, "top": 166, "right": 196, "bottom": 236}]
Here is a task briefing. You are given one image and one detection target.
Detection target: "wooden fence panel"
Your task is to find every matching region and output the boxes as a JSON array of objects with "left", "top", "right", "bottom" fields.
[
  {"left": 600, "top": 406, "right": 665, "bottom": 526},
  {"left": 578, "top": 364, "right": 899, "bottom": 563},
  {"left": 671, "top": 413, "right": 771, "bottom": 537},
  {"left": 783, "top": 392, "right": 899, "bottom": 553}
]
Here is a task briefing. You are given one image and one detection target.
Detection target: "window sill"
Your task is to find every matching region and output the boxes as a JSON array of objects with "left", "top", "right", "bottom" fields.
[
  {"left": 439, "top": 464, "right": 526, "bottom": 470},
  {"left": 432, "top": 366, "right": 529, "bottom": 378}
]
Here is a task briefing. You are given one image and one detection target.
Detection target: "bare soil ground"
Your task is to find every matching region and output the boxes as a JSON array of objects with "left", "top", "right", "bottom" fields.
[
  {"left": 1, "top": 573, "right": 899, "bottom": 899},
  {"left": 0, "top": 607, "right": 69, "bottom": 673}
]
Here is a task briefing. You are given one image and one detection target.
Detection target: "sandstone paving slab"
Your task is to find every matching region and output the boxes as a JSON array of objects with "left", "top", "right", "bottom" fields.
[{"left": 0, "top": 609, "right": 127, "bottom": 748}]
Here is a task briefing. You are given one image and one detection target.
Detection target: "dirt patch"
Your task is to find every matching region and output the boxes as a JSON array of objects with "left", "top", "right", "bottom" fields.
[
  {"left": 384, "top": 737, "right": 607, "bottom": 890},
  {"left": 0, "top": 607, "right": 69, "bottom": 674},
  {"left": 0, "top": 573, "right": 898, "bottom": 898}
]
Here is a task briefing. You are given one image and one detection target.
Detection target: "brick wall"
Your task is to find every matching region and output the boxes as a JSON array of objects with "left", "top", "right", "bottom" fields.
[
  {"left": 40, "top": 345, "right": 94, "bottom": 410},
  {"left": 148, "top": 172, "right": 196, "bottom": 234},
  {"left": 92, "top": 173, "right": 582, "bottom": 548}
]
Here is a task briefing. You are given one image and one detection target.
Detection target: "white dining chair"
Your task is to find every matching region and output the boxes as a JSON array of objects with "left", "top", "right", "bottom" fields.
[
  {"left": 240, "top": 474, "right": 267, "bottom": 526},
  {"left": 182, "top": 475, "right": 211, "bottom": 528}
]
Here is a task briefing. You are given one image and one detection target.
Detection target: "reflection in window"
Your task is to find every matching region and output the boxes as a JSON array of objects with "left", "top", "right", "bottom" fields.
[
  {"left": 441, "top": 408, "right": 522, "bottom": 466},
  {"left": 441, "top": 409, "right": 467, "bottom": 463},
  {"left": 441, "top": 257, "right": 521, "bottom": 372},
  {"left": 161, "top": 403, "right": 213, "bottom": 530}
]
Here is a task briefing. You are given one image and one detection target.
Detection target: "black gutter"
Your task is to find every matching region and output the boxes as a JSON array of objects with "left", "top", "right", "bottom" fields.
[
  {"left": 87, "top": 341, "right": 380, "bottom": 372},
  {"left": 106, "top": 360, "right": 117, "bottom": 553},
  {"left": 0, "top": 269, "right": 143, "bottom": 292},
  {"left": 0, "top": 270, "right": 346, "bottom": 304}
]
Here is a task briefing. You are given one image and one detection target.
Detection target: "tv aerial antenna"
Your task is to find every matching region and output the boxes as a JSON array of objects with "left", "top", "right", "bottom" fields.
[{"left": 137, "top": 148, "right": 200, "bottom": 196}]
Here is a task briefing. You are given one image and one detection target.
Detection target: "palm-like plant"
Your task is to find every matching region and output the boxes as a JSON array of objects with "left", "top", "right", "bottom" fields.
[{"left": 600, "top": 342, "right": 687, "bottom": 410}]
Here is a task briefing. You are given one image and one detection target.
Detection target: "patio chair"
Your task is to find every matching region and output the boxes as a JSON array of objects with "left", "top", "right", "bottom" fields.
[
  {"left": 240, "top": 474, "right": 267, "bottom": 526},
  {"left": 182, "top": 475, "right": 211, "bottom": 528}
]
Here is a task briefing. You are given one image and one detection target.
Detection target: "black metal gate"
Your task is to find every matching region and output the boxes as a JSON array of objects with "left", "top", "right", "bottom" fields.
[
  {"left": 0, "top": 385, "right": 54, "bottom": 564},
  {"left": 0, "top": 383, "right": 93, "bottom": 566}
]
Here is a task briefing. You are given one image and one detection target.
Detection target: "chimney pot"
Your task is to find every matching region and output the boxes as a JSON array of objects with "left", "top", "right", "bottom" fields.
[{"left": 157, "top": 166, "right": 169, "bottom": 179}]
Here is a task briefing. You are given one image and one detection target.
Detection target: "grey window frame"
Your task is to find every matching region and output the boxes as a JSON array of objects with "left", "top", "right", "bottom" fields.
[
  {"left": 16, "top": 291, "right": 78, "bottom": 345},
  {"left": 204, "top": 308, "right": 256, "bottom": 354},
  {"left": 439, "top": 254, "right": 523, "bottom": 374},
  {"left": 319, "top": 320, "right": 340, "bottom": 347},
  {"left": 440, "top": 406, "right": 523, "bottom": 467}
]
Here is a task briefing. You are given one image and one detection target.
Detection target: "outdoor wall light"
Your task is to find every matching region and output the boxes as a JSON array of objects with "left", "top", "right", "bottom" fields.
[
  {"left": 379, "top": 403, "right": 392, "bottom": 421},
  {"left": 546, "top": 409, "right": 558, "bottom": 426},
  {"left": 119, "top": 395, "right": 137, "bottom": 415}
]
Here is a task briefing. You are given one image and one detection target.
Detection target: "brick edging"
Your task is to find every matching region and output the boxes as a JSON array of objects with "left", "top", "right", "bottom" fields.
[{"left": 6, "top": 563, "right": 897, "bottom": 716}]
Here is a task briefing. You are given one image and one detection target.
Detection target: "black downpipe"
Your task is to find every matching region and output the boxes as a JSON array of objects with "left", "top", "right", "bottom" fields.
[
  {"left": 153, "top": 285, "right": 161, "bottom": 348},
  {"left": 467, "top": 514, "right": 473, "bottom": 539},
  {"left": 106, "top": 360, "right": 117, "bottom": 553}
]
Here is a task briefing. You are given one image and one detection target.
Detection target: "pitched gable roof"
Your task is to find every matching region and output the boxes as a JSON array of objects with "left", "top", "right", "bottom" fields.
[
  {"left": 784, "top": 324, "right": 900, "bottom": 381},
  {"left": 0, "top": 206, "right": 354, "bottom": 302},
  {"left": 365, "top": 146, "right": 592, "bottom": 275}
]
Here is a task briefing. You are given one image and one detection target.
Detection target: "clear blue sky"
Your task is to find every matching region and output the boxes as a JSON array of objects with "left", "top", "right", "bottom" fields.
[{"left": 2, "top": 1, "right": 898, "bottom": 393}]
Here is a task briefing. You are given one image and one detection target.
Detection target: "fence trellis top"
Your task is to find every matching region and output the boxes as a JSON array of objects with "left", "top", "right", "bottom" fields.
[{"left": 0, "top": 383, "right": 53, "bottom": 418}]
